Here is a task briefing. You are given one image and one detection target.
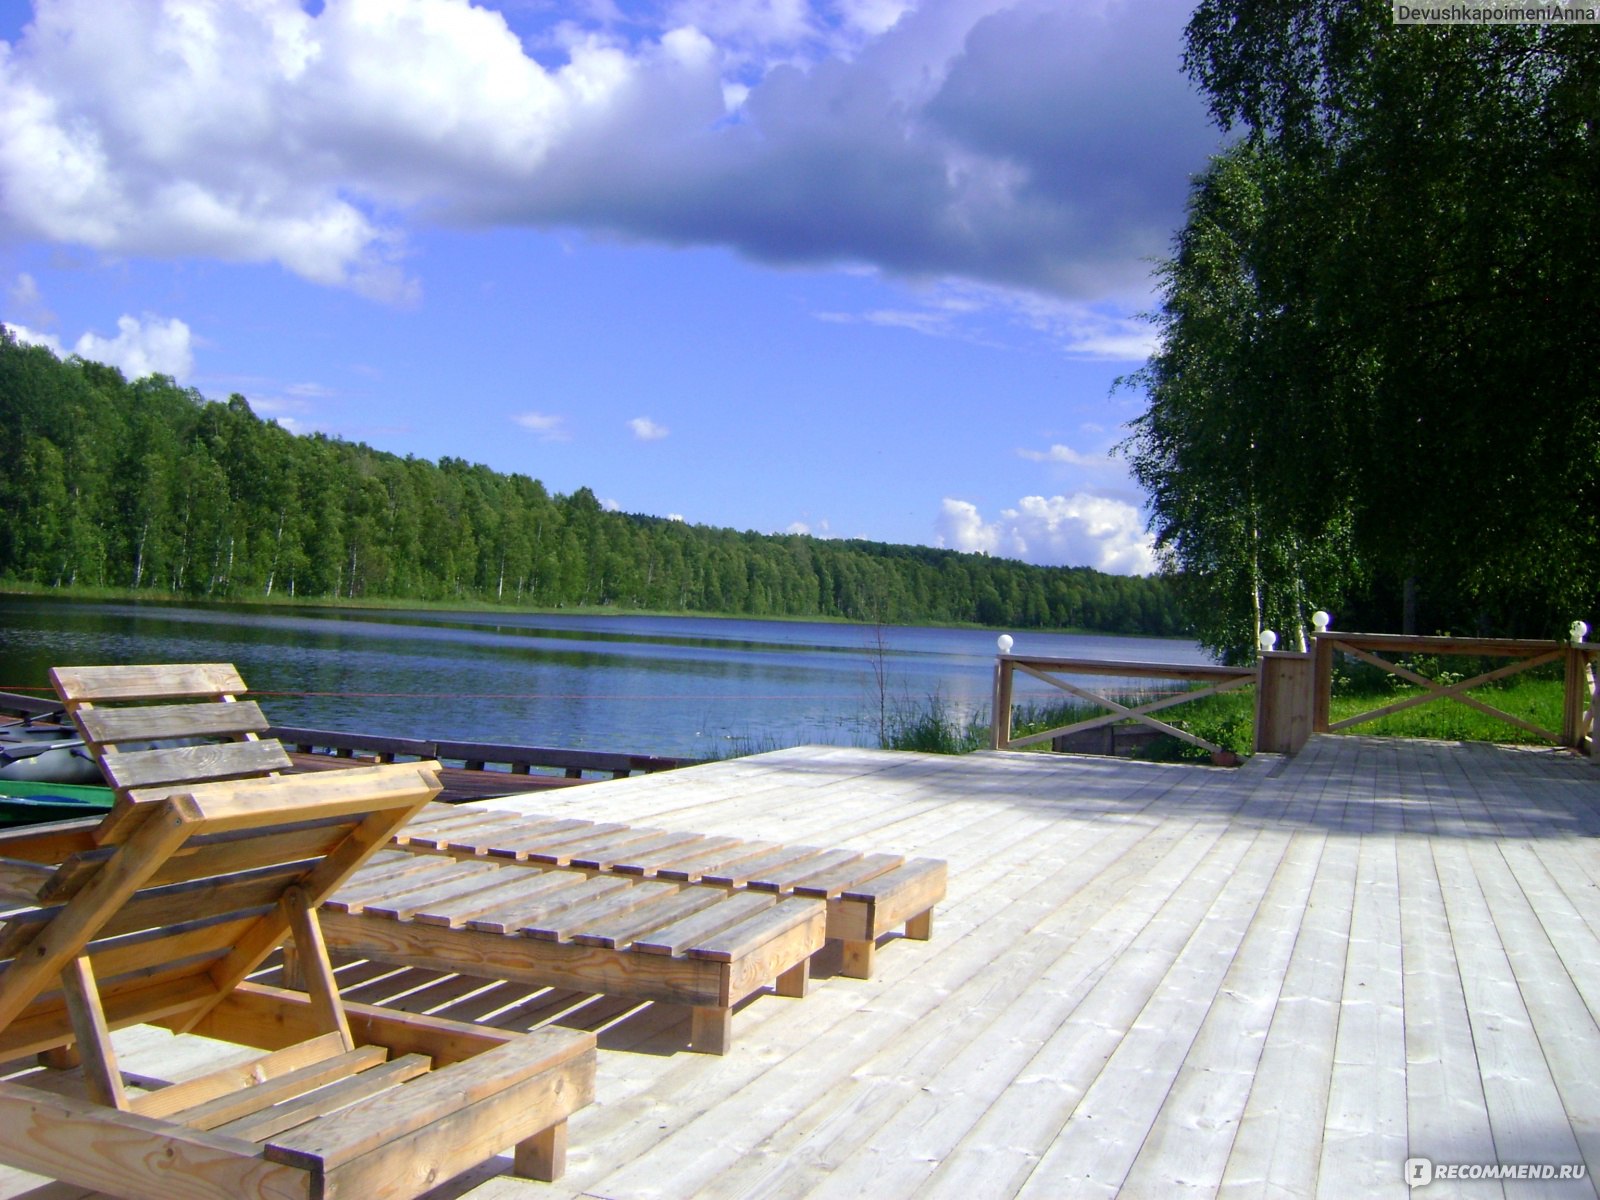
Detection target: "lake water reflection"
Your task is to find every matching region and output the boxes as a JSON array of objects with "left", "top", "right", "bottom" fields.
[{"left": 0, "top": 596, "right": 1208, "bottom": 758}]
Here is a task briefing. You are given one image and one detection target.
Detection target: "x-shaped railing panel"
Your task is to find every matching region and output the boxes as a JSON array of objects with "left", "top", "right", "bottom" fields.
[
  {"left": 992, "top": 656, "right": 1255, "bottom": 757},
  {"left": 1325, "top": 642, "right": 1566, "bottom": 740}
]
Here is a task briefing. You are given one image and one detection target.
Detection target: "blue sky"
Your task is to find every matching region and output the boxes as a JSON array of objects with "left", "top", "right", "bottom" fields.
[{"left": 0, "top": 0, "right": 1220, "bottom": 574}]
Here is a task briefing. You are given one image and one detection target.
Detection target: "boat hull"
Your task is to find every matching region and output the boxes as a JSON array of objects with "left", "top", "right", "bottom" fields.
[
  {"left": 0, "top": 779, "right": 115, "bottom": 827},
  {"left": 0, "top": 725, "right": 103, "bottom": 785}
]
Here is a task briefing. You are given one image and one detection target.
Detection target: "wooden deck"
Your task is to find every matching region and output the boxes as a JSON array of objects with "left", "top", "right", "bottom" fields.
[{"left": 5, "top": 733, "right": 1600, "bottom": 1198}]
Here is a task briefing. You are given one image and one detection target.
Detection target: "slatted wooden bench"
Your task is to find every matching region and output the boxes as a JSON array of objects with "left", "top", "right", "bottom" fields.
[
  {"left": 315, "top": 848, "right": 826, "bottom": 1055},
  {"left": 390, "top": 803, "right": 947, "bottom": 980}
]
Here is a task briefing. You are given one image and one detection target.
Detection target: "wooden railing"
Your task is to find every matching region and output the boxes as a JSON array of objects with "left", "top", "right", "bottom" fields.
[
  {"left": 989, "top": 656, "right": 1256, "bottom": 759},
  {"left": 990, "top": 627, "right": 1600, "bottom": 763},
  {"left": 268, "top": 725, "right": 696, "bottom": 781},
  {"left": 1308, "top": 632, "right": 1600, "bottom": 748}
]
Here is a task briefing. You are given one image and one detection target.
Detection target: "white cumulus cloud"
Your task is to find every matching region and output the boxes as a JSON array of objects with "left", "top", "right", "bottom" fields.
[
  {"left": 936, "top": 493, "right": 1156, "bottom": 575},
  {"left": 629, "top": 416, "right": 669, "bottom": 441},
  {"left": 0, "top": 0, "right": 1215, "bottom": 307},
  {"left": 2, "top": 321, "right": 64, "bottom": 355},
  {"left": 936, "top": 498, "right": 1001, "bottom": 556},
  {"left": 12, "top": 312, "right": 197, "bottom": 381},
  {"left": 4, "top": 274, "right": 194, "bottom": 381},
  {"left": 512, "top": 411, "right": 570, "bottom": 441},
  {"left": 70, "top": 314, "right": 195, "bottom": 381}
]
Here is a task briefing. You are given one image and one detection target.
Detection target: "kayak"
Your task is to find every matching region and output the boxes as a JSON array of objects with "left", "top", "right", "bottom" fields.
[
  {"left": 0, "top": 778, "right": 115, "bottom": 827},
  {"left": 0, "top": 723, "right": 103, "bottom": 785}
]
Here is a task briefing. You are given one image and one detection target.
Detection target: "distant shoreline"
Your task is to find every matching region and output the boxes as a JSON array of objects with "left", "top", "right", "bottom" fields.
[{"left": 0, "top": 581, "right": 1175, "bottom": 641}]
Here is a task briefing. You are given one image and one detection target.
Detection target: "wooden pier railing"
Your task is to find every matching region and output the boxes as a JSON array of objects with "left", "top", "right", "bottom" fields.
[
  {"left": 989, "top": 656, "right": 1257, "bottom": 759},
  {"left": 991, "top": 625, "right": 1600, "bottom": 762},
  {"left": 1307, "top": 631, "right": 1600, "bottom": 748},
  {"left": 268, "top": 725, "right": 695, "bottom": 780}
]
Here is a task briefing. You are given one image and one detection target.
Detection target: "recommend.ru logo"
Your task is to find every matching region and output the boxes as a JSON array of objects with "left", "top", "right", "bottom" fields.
[{"left": 1406, "top": 1157, "right": 1589, "bottom": 1187}]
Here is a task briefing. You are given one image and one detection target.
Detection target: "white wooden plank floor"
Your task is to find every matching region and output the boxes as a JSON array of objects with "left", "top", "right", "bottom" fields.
[{"left": 4, "top": 734, "right": 1599, "bottom": 1199}]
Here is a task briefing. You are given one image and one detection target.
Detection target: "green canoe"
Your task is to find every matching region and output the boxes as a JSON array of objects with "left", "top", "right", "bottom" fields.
[{"left": 0, "top": 779, "right": 116, "bottom": 828}]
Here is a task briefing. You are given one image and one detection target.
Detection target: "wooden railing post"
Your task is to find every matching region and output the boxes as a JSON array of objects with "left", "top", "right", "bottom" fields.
[
  {"left": 1562, "top": 644, "right": 1585, "bottom": 750},
  {"left": 990, "top": 657, "right": 1014, "bottom": 751},
  {"left": 1311, "top": 633, "right": 1334, "bottom": 733},
  {"left": 1564, "top": 622, "right": 1594, "bottom": 753},
  {"left": 1255, "top": 650, "right": 1314, "bottom": 755}
]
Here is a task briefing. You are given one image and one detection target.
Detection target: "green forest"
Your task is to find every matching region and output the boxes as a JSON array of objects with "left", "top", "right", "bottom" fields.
[
  {"left": 0, "top": 330, "right": 1182, "bottom": 636},
  {"left": 1122, "top": 0, "right": 1600, "bottom": 659}
]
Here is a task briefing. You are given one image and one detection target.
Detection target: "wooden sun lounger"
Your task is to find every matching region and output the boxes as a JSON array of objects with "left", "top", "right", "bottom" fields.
[
  {"left": 49, "top": 662, "right": 826, "bottom": 1055},
  {"left": 0, "top": 757, "right": 595, "bottom": 1198},
  {"left": 392, "top": 803, "right": 948, "bottom": 980},
  {"left": 314, "top": 848, "right": 826, "bottom": 1055}
]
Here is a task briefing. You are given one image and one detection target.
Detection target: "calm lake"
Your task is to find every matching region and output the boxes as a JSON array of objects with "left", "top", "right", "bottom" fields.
[{"left": 0, "top": 596, "right": 1208, "bottom": 759}]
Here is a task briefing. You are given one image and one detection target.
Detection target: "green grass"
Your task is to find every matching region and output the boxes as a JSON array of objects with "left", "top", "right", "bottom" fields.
[
  {"left": 881, "top": 694, "right": 992, "bottom": 754},
  {"left": 1326, "top": 658, "right": 1566, "bottom": 744}
]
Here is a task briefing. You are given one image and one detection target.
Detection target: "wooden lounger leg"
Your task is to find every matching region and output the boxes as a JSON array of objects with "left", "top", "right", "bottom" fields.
[
  {"left": 37, "top": 1044, "right": 80, "bottom": 1069},
  {"left": 775, "top": 957, "right": 810, "bottom": 999},
  {"left": 905, "top": 908, "right": 934, "bottom": 941},
  {"left": 841, "top": 938, "right": 875, "bottom": 980},
  {"left": 691, "top": 1006, "right": 732, "bottom": 1055},
  {"left": 280, "top": 943, "right": 304, "bottom": 990},
  {"left": 514, "top": 1119, "right": 567, "bottom": 1182}
]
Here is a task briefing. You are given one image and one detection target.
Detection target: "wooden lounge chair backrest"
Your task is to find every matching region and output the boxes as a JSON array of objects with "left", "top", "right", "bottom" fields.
[
  {"left": 52, "top": 662, "right": 295, "bottom": 842},
  {"left": 51, "top": 663, "right": 292, "bottom": 838},
  {"left": 0, "top": 761, "right": 442, "bottom": 1107}
]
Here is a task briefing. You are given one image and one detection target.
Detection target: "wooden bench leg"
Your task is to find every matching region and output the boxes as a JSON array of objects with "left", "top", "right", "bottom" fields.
[
  {"left": 841, "top": 938, "right": 875, "bottom": 980},
  {"left": 775, "top": 957, "right": 810, "bottom": 999},
  {"left": 906, "top": 908, "right": 934, "bottom": 941},
  {"left": 514, "top": 1119, "right": 567, "bottom": 1182},
  {"left": 691, "top": 1006, "right": 731, "bottom": 1055}
]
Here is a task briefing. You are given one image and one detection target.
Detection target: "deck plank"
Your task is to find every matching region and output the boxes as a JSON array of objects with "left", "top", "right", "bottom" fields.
[
  {"left": 1117, "top": 828, "right": 1324, "bottom": 1198},
  {"left": 1395, "top": 837, "right": 1502, "bottom": 1200},
  {"left": 1317, "top": 834, "right": 1409, "bottom": 1199},
  {"left": 1431, "top": 834, "right": 1593, "bottom": 1194}
]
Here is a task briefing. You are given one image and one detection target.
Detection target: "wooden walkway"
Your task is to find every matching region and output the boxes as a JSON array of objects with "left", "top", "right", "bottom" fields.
[{"left": 4, "top": 734, "right": 1599, "bottom": 1198}]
